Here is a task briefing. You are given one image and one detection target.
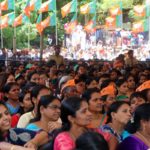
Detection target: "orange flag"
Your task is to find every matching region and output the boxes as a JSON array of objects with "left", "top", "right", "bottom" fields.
[
  {"left": 61, "top": 2, "right": 72, "bottom": 18},
  {"left": 134, "top": 5, "right": 145, "bottom": 17},
  {"left": 105, "top": 17, "right": 116, "bottom": 27},
  {"left": 110, "top": 5, "right": 122, "bottom": 16}
]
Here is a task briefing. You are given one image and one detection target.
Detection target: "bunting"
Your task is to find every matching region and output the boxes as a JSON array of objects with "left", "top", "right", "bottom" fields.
[
  {"left": 13, "top": 14, "right": 30, "bottom": 27},
  {"left": 64, "top": 13, "right": 77, "bottom": 34},
  {"left": 36, "top": 13, "right": 56, "bottom": 34},
  {"left": 0, "top": 12, "right": 15, "bottom": 29},
  {"left": 132, "top": 19, "right": 149, "bottom": 33},
  {"left": 105, "top": 16, "right": 116, "bottom": 28},
  {"left": 109, "top": 5, "right": 122, "bottom": 16},
  {"left": 0, "top": 0, "right": 15, "bottom": 11},
  {"left": 61, "top": 0, "right": 77, "bottom": 18},
  {"left": 134, "top": 5, "right": 146, "bottom": 17},
  {"left": 80, "top": 1, "right": 96, "bottom": 14},
  {"left": 24, "top": 0, "right": 42, "bottom": 17},
  {"left": 84, "top": 16, "right": 96, "bottom": 33},
  {"left": 38, "top": 0, "right": 56, "bottom": 13}
]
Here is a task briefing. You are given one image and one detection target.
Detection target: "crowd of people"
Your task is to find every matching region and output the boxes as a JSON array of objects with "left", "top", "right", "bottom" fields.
[{"left": 0, "top": 45, "right": 149, "bottom": 150}]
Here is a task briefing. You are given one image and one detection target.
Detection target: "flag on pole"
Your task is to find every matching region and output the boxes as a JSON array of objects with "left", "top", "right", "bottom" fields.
[
  {"left": 109, "top": 5, "right": 122, "bottom": 16},
  {"left": 38, "top": 0, "right": 56, "bottom": 13},
  {"left": 80, "top": 1, "right": 96, "bottom": 14},
  {"left": 134, "top": 5, "right": 146, "bottom": 17},
  {"left": 105, "top": 16, "right": 116, "bottom": 27},
  {"left": 0, "top": 0, "right": 15, "bottom": 11},
  {"left": 84, "top": 15, "right": 96, "bottom": 33},
  {"left": 13, "top": 14, "right": 30, "bottom": 27},
  {"left": 61, "top": 0, "right": 77, "bottom": 18},
  {"left": 132, "top": 19, "right": 149, "bottom": 33},
  {"left": 24, "top": 0, "right": 42, "bottom": 17},
  {"left": 36, "top": 13, "right": 56, "bottom": 34},
  {"left": 0, "top": 12, "right": 15, "bottom": 29},
  {"left": 64, "top": 13, "right": 77, "bottom": 34}
]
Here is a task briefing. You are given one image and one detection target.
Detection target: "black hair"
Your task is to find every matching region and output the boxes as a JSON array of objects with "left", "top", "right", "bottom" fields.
[
  {"left": 86, "top": 78, "right": 97, "bottom": 86},
  {"left": 31, "top": 95, "right": 59, "bottom": 122},
  {"left": 0, "top": 101, "right": 10, "bottom": 141},
  {"left": 132, "top": 103, "right": 150, "bottom": 131},
  {"left": 27, "top": 71, "right": 39, "bottom": 81},
  {"left": 100, "top": 79, "right": 112, "bottom": 90},
  {"left": 60, "top": 96, "right": 87, "bottom": 131},
  {"left": 30, "top": 85, "right": 49, "bottom": 106},
  {"left": 75, "top": 131, "right": 109, "bottom": 150},
  {"left": 3, "top": 82, "right": 19, "bottom": 93},
  {"left": 116, "top": 78, "right": 127, "bottom": 87},
  {"left": 130, "top": 92, "right": 146, "bottom": 104},
  {"left": 107, "top": 101, "right": 129, "bottom": 123},
  {"left": 82, "top": 88, "right": 100, "bottom": 103}
]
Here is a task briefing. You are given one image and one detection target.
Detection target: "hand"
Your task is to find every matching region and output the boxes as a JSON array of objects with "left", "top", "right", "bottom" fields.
[
  {"left": 48, "top": 121, "right": 62, "bottom": 132},
  {"left": 24, "top": 140, "right": 37, "bottom": 149}
]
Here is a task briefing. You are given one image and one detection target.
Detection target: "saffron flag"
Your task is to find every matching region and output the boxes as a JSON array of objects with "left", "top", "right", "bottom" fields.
[
  {"left": 0, "top": 0, "right": 15, "bottom": 11},
  {"left": 24, "top": 0, "right": 42, "bottom": 16},
  {"left": 36, "top": 13, "right": 56, "bottom": 34},
  {"left": 61, "top": 0, "right": 77, "bottom": 18},
  {"left": 134, "top": 5, "right": 146, "bottom": 17},
  {"left": 65, "top": 13, "right": 77, "bottom": 34},
  {"left": 109, "top": 5, "right": 122, "bottom": 16},
  {"left": 105, "top": 16, "right": 116, "bottom": 27},
  {"left": 13, "top": 14, "right": 30, "bottom": 27},
  {"left": 0, "top": 12, "right": 15, "bottom": 29},
  {"left": 39, "top": 0, "right": 56, "bottom": 13},
  {"left": 80, "top": 1, "right": 96, "bottom": 14},
  {"left": 132, "top": 19, "right": 149, "bottom": 33},
  {"left": 84, "top": 16, "right": 96, "bottom": 33}
]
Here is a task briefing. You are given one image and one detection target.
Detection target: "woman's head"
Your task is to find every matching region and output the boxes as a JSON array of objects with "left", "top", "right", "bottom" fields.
[
  {"left": 61, "top": 96, "right": 92, "bottom": 131},
  {"left": 27, "top": 71, "right": 40, "bottom": 84},
  {"left": 86, "top": 78, "right": 98, "bottom": 89},
  {"left": 19, "top": 91, "right": 33, "bottom": 113},
  {"left": 34, "top": 95, "right": 61, "bottom": 122},
  {"left": 116, "top": 78, "right": 128, "bottom": 95},
  {"left": 130, "top": 92, "right": 146, "bottom": 113},
  {"left": 3, "top": 82, "right": 20, "bottom": 101},
  {"left": 133, "top": 103, "right": 150, "bottom": 133},
  {"left": 75, "top": 131, "right": 109, "bottom": 150},
  {"left": 31, "top": 85, "right": 50, "bottom": 108},
  {"left": 125, "top": 74, "right": 135, "bottom": 90},
  {"left": 0, "top": 73, "right": 15, "bottom": 92},
  {"left": 83, "top": 88, "right": 103, "bottom": 113},
  {"left": 107, "top": 101, "right": 131, "bottom": 125},
  {"left": 0, "top": 101, "right": 11, "bottom": 133}
]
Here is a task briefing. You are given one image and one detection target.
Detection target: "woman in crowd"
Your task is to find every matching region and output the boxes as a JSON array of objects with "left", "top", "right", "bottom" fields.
[
  {"left": 0, "top": 101, "right": 48, "bottom": 150},
  {"left": 17, "top": 85, "right": 50, "bottom": 128},
  {"left": 85, "top": 77, "right": 98, "bottom": 89},
  {"left": 3, "top": 82, "right": 20, "bottom": 115},
  {"left": 52, "top": 96, "right": 117, "bottom": 150},
  {"left": 0, "top": 72, "right": 15, "bottom": 101},
  {"left": 26, "top": 95, "right": 61, "bottom": 133},
  {"left": 118, "top": 103, "right": 150, "bottom": 150},
  {"left": 27, "top": 71, "right": 40, "bottom": 85},
  {"left": 83, "top": 88, "right": 106, "bottom": 128},
  {"left": 125, "top": 74, "right": 136, "bottom": 97},
  {"left": 116, "top": 78, "right": 129, "bottom": 101},
  {"left": 19, "top": 90, "right": 33, "bottom": 115},
  {"left": 101, "top": 101, "right": 131, "bottom": 143}
]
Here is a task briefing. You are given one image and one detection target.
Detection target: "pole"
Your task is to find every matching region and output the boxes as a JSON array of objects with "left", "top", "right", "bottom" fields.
[
  {"left": 0, "top": 8, "right": 3, "bottom": 49},
  {"left": 13, "top": 0, "right": 16, "bottom": 53},
  {"left": 55, "top": 0, "right": 58, "bottom": 45},
  {"left": 28, "top": 23, "right": 30, "bottom": 50}
]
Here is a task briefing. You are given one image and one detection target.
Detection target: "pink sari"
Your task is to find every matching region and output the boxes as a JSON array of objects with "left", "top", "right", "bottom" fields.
[{"left": 54, "top": 132, "right": 75, "bottom": 150}]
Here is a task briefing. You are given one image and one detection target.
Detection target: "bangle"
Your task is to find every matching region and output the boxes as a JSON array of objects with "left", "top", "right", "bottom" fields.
[{"left": 10, "top": 146, "right": 15, "bottom": 150}]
